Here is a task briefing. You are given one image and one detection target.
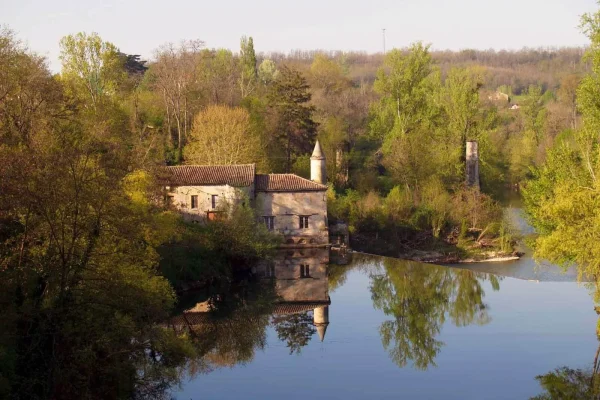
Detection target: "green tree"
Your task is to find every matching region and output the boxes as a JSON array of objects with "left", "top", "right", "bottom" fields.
[
  {"left": 524, "top": 5, "right": 600, "bottom": 282},
  {"left": 59, "top": 32, "right": 125, "bottom": 109},
  {"left": 267, "top": 65, "right": 317, "bottom": 172},
  {"left": 272, "top": 312, "right": 316, "bottom": 354},
  {"left": 183, "top": 104, "right": 266, "bottom": 166},
  {"left": 370, "top": 43, "right": 435, "bottom": 142},
  {"left": 258, "top": 59, "right": 278, "bottom": 85},
  {"left": 368, "top": 257, "right": 496, "bottom": 369},
  {"left": 239, "top": 36, "right": 257, "bottom": 98}
]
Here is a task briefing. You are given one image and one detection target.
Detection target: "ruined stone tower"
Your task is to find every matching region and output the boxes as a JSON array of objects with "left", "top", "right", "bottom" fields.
[
  {"left": 311, "top": 140, "right": 326, "bottom": 185},
  {"left": 466, "top": 140, "right": 480, "bottom": 189}
]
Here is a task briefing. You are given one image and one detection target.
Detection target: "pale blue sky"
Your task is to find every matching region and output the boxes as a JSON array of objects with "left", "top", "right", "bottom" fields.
[{"left": 3, "top": 0, "right": 598, "bottom": 72}]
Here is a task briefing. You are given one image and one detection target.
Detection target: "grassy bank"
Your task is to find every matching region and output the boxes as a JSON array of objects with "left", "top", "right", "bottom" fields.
[{"left": 328, "top": 182, "right": 517, "bottom": 262}]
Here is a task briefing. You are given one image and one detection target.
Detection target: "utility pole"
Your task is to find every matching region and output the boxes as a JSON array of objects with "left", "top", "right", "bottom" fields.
[{"left": 382, "top": 28, "right": 386, "bottom": 54}]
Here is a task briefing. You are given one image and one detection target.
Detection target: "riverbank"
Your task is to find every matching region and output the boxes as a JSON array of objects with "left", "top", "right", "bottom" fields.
[{"left": 350, "top": 231, "right": 520, "bottom": 264}]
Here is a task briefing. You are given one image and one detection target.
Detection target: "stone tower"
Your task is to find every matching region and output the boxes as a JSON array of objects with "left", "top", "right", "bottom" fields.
[
  {"left": 313, "top": 305, "right": 329, "bottom": 342},
  {"left": 311, "top": 140, "right": 326, "bottom": 185},
  {"left": 466, "top": 140, "right": 480, "bottom": 189}
]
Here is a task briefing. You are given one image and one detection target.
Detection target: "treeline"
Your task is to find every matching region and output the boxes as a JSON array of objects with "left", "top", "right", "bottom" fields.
[
  {"left": 2, "top": 25, "right": 584, "bottom": 266},
  {"left": 524, "top": 6, "right": 600, "bottom": 288},
  {"left": 0, "top": 28, "right": 279, "bottom": 398},
  {"left": 0, "top": 17, "right": 594, "bottom": 396}
]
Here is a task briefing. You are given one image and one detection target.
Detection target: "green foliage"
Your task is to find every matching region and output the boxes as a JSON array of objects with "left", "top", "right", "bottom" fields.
[
  {"left": 368, "top": 256, "right": 496, "bottom": 369},
  {"left": 258, "top": 59, "right": 278, "bottom": 85},
  {"left": 159, "top": 195, "right": 280, "bottom": 286},
  {"left": 267, "top": 65, "right": 318, "bottom": 172},
  {"left": 531, "top": 366, "right": 600, "bottom": 400},
  {"left": 272, "top": 312, "right": 316, "bottom": 354},
  {"left": 59, "top": 32, "right": 125, "bottom": 108},
  {"left": 239, "top": 36, "right": 257, "bottom": 97},
  {"left": 524, "top": 4, "right": 600, "bottom": 283}
]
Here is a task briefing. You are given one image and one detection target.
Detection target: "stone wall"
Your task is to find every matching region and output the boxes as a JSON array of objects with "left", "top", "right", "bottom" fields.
[
  {"left": 255, "top": 191, "right": 328, "bottom": 245},
  {"left": 168, "top": 184, "right": 253, "bottom": 222},
  {"left": 256, "top": 249, "right": 329, "bottom": 302}
]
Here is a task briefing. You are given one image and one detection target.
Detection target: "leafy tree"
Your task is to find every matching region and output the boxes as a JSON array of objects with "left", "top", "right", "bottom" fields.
[
  {"left": 199, "top": 48, "right": 239, "bottom": 106},
  {"left": 0, "top": 27, "right": 63, "bottom": 146},
  {"left": 370, "top": 43, "right": 435, "bottom": 142},
  {"left": 524, "top": 4, "right": 600, "bottom": 283},
  {"left": 267, "top": 65, "right": 317, "bottom": 171},
  {"left": 272, "top": 312, "right": 316, "bottom": 354},
  {"left": 59, "top": 32, "right": 125, "bottom": 109},
  {"left": 368, "top": 257, "right": 496, "bottom": 369},
  {"left": 183, "top": 104, "right": 266, "bottom": 166},
  {"left": 557, "top": 74, "right": 580, "bottom": 130},
  {"left": 239, "top": 36, "right": 257, "bottom": 98},
  {"left": 310, "top": 54, "right": 349, "bottom": 94},
  {"left": 258, "top": 59, "right": 278, "bottom": 85}
]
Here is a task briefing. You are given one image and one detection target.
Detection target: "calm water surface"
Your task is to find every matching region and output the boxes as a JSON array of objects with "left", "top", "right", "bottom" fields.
[{"left": 173, "top": 249, "right": 597, "bottom": 400}]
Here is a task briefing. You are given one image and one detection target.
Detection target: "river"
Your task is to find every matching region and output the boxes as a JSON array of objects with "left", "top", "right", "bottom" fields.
[{"left": 171, "top": 235, "right": 598, "bottom": 399}]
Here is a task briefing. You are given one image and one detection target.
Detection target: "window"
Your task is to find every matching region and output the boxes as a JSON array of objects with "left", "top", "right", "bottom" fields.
[
  {"left": 190, "top": 195, "right": 198, "bottom": 209},
  {"left": 263, "top": 216, "right": 275, "bottom": 230},
  {"left": 300, "top": 264, "right": 310, "bottom": 278},
  {"left": 299, "top": 215, "right": 309, "bottom": 229},
  {"left": 166, "top": 195, "right": 174, "bottom": 205},
  {"left": 211, "top": 195, "right": 218, "bottom": 209}
]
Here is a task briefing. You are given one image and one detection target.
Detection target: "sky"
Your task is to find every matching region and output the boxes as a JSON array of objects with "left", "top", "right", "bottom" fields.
[{"left": 3, "top": 0, "right": 599, "bottom": 72}]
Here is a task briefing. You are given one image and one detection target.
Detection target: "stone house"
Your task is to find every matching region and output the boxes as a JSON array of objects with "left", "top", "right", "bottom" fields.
[
  {"left": 255, "top": 248, "right": 330, "bottom": 341},
  {"left": 168, "top": 248, "right": 331, "bottom": 341},
  {"left": 163, "top": 141, "right": 329, "bottom": 247}
]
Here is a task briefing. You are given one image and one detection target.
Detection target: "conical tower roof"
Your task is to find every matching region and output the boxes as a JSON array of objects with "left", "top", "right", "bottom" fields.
[
  {"left": 316, "top": 324, "right": 328, "bottom": 342},
  {"left": 311, "top": 140, "right": 325, "bottom": 160}
]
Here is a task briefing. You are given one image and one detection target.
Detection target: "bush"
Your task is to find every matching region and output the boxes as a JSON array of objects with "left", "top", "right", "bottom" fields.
[{"left": 159, "top": 196, "right": 280, "bottom": 286}]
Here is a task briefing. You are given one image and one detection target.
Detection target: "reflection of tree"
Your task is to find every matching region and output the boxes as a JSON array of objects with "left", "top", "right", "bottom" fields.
[
  {"left": 188, "top": 311, "right": 271, "bottom": 372},
  {"left": 180, "top": 281, "right": 276, "bottom": 375},
  {"left": 531, "top": 310, "right": 600, "bottom": 400},
  {"left": 328, "top": 263, "right": 350, "bottom": 292},
  {"left": 369, "top": 257, "right": 499, "bottom": 370},
  {"left": 531, "top": 365, "right": 600, "bottom": 400},
  {"left": 272, "top": 312, "right": 316, "bottom": 354}
]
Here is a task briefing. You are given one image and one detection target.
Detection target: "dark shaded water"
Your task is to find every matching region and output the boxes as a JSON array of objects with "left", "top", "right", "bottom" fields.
[{"left": 172, "top": 249, "right": 598, "bottom": 399}]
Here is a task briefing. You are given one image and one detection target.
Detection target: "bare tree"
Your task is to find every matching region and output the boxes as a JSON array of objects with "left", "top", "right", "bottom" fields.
[{"left": 150, "top": 40, "right": 204, "bottom": 161}]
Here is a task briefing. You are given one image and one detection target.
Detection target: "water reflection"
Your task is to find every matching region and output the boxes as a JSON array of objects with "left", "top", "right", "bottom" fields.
[
  {"left": 258, "top": 248, "right": 331, "bottom": 353},
  {"left": 532, "top": 311, "right": 600, "bottom": 399},
  {"left": 168, "top": 248, "right": 332, "bottom": 371},
  {"left": 351, "top": 254, "right": 501, "bottom": 369},
  {"left": 172, "top": 250, "right": 503, "bottom": 375}
]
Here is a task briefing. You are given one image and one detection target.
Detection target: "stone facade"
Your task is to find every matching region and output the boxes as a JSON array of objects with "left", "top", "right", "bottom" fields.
[
  {"left": 168, "top": 184, "right": 253, "bottom": 223},
  {"left": 256, "top": 248, "right": 329, "bottom": 302},
  {"left": 255, "top": 191, "right": 328, "bottom": 246},
  {"left": 256, "top": 249, "right": 330, "bottom": 341},
  {"left": 163, "top": 142, "right": 329, "bottom": 246}
]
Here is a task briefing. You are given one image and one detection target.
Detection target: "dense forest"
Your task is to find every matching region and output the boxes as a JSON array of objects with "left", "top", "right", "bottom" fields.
[{"left": 1, "top": 3, "right": 600, "bottom": 396}]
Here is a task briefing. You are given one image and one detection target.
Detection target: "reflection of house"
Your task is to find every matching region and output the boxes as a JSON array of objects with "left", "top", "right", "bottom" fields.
[
  {"left": 167, "top": 249, "right": 332, "bottom": 341},
  {"left": 162, "top": 142, "right": 329, "bottom": 246},
  {"left": 258, "top": 248, "right": 331, "bottom": 341}
]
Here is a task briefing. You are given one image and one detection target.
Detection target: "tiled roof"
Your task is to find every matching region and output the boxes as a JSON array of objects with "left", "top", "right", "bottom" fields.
[
  {"left": 255, "top": 174, "right": 327, "bottom": 192},
  {"left": 162, "top": 164, "right": 255, "bottom": 186},
  {"left": 273, "top": 301, "right": 330, "bottom": 315}
]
